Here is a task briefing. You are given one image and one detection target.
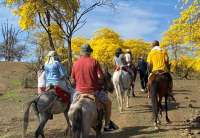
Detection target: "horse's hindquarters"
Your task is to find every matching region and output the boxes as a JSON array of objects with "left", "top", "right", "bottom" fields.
[
  {"left": 68, "top": 98, "right": 97, "bottom": 137},
  {"left": 51, "top": 100, "right": 68, "bottom": 114}
]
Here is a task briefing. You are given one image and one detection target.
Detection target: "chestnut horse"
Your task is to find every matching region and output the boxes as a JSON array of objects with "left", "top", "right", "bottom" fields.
[{"left": 148, "top": 71, "right": 173, "bottom": 130}]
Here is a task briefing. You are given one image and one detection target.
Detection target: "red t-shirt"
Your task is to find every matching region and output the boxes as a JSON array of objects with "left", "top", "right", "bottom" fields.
[{"left": 71, "top": 56, "right": 103, "bottom": 93}]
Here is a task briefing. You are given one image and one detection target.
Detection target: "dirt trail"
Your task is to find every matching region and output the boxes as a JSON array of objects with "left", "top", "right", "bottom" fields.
[{"left": 0, "top": 79, "right": 200, "bottom": 138}]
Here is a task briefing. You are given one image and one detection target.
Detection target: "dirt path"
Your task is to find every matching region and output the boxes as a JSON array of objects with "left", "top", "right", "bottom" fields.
[{"left": 0, "top": 80, "right": 200, "bottom": 138}]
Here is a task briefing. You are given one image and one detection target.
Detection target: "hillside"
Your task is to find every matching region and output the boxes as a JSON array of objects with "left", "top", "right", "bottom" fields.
[{"left": 0, "top": 61, "right": 29, "bottom": 94}]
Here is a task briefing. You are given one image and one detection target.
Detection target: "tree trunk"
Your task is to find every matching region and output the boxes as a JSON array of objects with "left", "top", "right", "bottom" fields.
[
  {"left": 67, "top": 38, "right": 73, "bottom": 74},
  {"left": 47, "top": 32, "right": 55, "bottom": 51}
]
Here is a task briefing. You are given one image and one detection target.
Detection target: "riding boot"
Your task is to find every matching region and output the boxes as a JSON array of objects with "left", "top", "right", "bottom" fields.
[
  {"left": 132, "top": 91, "right": 136, "bottom": 97},
  {"left": 104, "top": 121, "right": 117, "bottom": 132},
  {"left": 49, "top": 114, "right": 53, "bottom": 120}
]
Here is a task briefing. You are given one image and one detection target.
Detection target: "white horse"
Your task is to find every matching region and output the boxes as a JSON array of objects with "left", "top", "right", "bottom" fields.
[
  {"left": 68, "top": 95, "right": 103, "bottom": 138},
  {"left": 112, "top": 69, "right": 132, "bottom": 113}
]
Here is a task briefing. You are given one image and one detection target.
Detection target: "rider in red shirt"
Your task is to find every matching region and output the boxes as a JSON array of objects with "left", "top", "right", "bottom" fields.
[{"left": 71, "top": 44, "right": 114, "bottom": 131}]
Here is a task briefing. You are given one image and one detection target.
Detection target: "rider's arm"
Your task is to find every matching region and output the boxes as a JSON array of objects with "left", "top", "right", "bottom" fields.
[
  {"left": 71, "top": 64, "right": 76, "bottom": 87},
  {"left": 57, "top": 62, "right": 68, "bottom": 80},
  {"left": 164, "top": 51, "right": 170, "bottom": 71},
  {"left": 147, "top": 53, "right": 152, "bottom": 73},
  {"left": 97, "top": 62, "right": 104, "bottom": 79}
]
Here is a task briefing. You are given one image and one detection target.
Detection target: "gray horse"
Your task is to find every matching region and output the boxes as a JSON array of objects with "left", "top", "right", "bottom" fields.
[
  {"left": 67, "top": 69, "right": 114, "bottom": 138},
  {"left": 112, "top": 69, "right": 132, "bottom": 113},
  {"left": 23, "top": 89, "right": 71, "bottom": 138}
]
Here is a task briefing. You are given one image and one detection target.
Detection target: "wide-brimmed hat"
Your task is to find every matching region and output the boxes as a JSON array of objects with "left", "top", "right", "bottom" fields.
[
  {"left": 126, "top": 49, "right": 131, "bottom": 52},
  {"left": 80, "top": 44, "right": 93, "bottom": 55}
]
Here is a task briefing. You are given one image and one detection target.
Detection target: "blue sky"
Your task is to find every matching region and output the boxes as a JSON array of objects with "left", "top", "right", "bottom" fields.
[
  {"left": 0, "top": 0, "right": 180, "bottom": 42},
  {"left": 75, "top": 0, "right": 181, "bottom": 41}
]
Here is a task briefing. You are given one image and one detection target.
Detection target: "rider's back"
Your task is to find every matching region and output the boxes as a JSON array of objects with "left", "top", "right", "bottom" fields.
[
  {"left": 147, "top": 47, "right": 168, "bottom": 72},
  {"left": 45, "top": 61, "right": 66, "bottom": 84},
  {"left": 72, "top": 56, "right": 102, "bottom": 92}
]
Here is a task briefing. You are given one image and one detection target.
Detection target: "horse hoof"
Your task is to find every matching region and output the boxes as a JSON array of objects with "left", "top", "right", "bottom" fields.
[
  {"left": 155, "top": 126, "right": 159, "bottom": 130},
  {"left": 166, "top": 120, "right": 171, "bottom": 124},
  {"left": 157, "top": 120, "right": 161, "bottom": 125}
]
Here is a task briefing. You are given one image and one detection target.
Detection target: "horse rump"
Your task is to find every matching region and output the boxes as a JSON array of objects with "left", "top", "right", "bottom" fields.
[{"left": 71, "top": 106, "right": 83, "bottom": 138}]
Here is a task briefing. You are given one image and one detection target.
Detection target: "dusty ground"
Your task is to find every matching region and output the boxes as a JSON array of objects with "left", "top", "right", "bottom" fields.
[{"left": 0, "top": 62, "right": 200, "bottom": 138}]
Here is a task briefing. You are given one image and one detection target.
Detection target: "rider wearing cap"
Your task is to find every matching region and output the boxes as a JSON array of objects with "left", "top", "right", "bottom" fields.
[{"left": 71, "top": 44, "right": 115, "bottom": 131}]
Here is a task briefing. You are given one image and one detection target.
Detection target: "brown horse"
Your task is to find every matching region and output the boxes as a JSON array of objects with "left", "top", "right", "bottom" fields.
[{"left": 148, "top": 71, "right": 173, "bottom": 130}]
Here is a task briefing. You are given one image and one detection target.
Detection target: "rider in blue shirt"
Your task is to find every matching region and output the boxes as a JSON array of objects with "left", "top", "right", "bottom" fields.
[{"left": 45, "top": 51, "right": 69, "bottom": 92}]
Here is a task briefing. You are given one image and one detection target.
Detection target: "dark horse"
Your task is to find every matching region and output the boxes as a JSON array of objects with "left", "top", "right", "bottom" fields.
[
  {"left": 148, "top": 71, "right": 173, "bottom": 130},
  {"left": 124, "top": 64, "right": 137, "bottom": 97}
]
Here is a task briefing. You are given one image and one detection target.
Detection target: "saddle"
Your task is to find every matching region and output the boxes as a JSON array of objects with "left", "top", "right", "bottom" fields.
[
  {"left": 46, "top": 85, "right": 71, "bottom": 104},
  {"left": 74, "top": 93, "right": 104, "bottom": 111},
  {"left": 148, "top": 70, "right": 168, "bottom": 81},
  {"left": 147, "top": 70, "right": 173, "bottom": 93}
]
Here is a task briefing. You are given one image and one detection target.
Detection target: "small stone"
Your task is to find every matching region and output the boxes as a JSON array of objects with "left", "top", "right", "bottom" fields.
[
  {"left": 188, "top": 104, "right": 193, "bottom": 108},
  {"left": 184, "top": 97, "right": 189, "bottom": 99},
  {"left": 190, "top": 100, "right": 197, "bottom": 103}
]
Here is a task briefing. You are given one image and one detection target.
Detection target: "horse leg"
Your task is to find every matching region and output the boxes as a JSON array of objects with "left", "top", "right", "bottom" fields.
[
  {"left": 64, "top": 109, "right": 71, "bottom": 137},
  {"left": 165, "top": 95, "right": 171, "bottom": 123},
  {"left": 115, "top": 85, "right": 122, "bottom": 112},
  {"left": 157, "top": 97, "right": 162, "bottom": 124},
  {"left": 131, "top": 82, "right": 135, "bottom": 97},
  {"left": 35, "top": 113, "right": 49, "bottom": 138},
  {"left": 119, "top": 91, "right": 123, "bottom": 113},
  {"left": 126, "top": 89, "right": 130, "bottom": 108},
  {"left": 151, "top": 82, "right": 159, "bottom": 130}
]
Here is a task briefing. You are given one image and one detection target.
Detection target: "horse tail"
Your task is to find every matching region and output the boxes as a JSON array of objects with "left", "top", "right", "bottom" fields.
[
  {"left": 71, "top": 105, "right": 82, "bottom": 138},
  {"left": 22, "top": 99, "right": 35, "bottom": 138},
  {"left": 151, "top": 80, "right": 158, "bottom": 120}
]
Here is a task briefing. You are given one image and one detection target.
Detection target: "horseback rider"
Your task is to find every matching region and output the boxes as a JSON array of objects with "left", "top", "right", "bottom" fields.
[
  {"left": 37, "top": 65, "right": 46, "bottom": 94},
  {"left": 137, "top": 56, "right": 148, "bottom": 92},
  {"left": 147, "top": 40, "right": 175, "bottom": 100},
  {"left": 45, "top": 51, "right": 72, "bottom": 95},
  {"left": 124, "top": 49, "right": 133, "bottom": 66},
  {"left": 71, "top": 44, "right": 115, "bottom": 131},
  {"left": 114, "top": 48, "right": 126, "bottom": 70},
  {"left": 114, "top": 48, "right": 136, "bottom": 97}
]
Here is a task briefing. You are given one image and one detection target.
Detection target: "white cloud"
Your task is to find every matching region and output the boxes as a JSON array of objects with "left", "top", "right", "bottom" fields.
[{"left": 75, "top": 0, "right": 161, "bottom": 40}]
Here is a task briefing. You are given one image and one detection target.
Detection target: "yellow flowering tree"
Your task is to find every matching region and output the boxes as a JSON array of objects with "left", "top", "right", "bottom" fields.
[
  {"left": 90, "top": 28, "right": 123, "bottom": 67},
  {"left": 72, "top": 37, "right": 88, "bottom": 55},
  {"left": 5, "top": 0, "right": 111, "bottom": 72},
  {"left": 123, "top": 39, "right": 151, "bottom": 62},
  {"left": 160, "top": 0, "right": 200, "bottom": 77}
]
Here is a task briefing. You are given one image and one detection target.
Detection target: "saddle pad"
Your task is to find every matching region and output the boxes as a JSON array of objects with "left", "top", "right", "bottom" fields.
[{"left": 54, "top": 86, "right": 71, "bottom": 104}]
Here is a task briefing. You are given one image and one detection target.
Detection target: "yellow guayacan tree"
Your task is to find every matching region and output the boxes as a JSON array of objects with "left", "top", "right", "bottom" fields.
[
  {"left": 161, "top": 2, "right": 200, "bottom": 73},
  {"left": 123, "top": 39, "right": 151, "bottom": 62},
  {"left": 72, "top": 37, "right": 88, "bottom": 55},
  {"left": 5, "top": 0, "right": 79, "bottom": 30},
  {"left": 90, "top": 28, "right": 123, "bottom": 67}
]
